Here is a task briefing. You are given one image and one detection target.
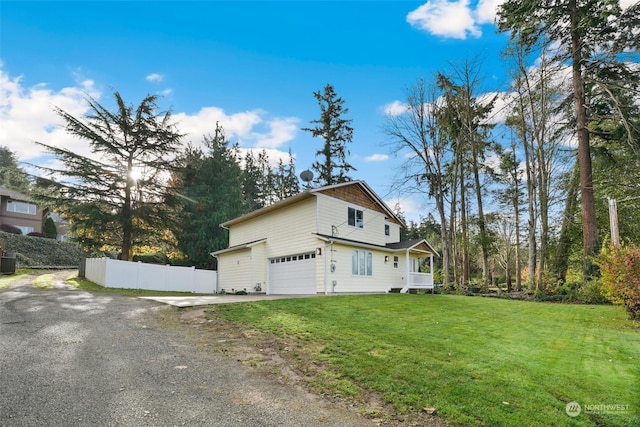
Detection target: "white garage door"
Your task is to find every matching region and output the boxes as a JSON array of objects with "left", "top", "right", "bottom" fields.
[{"left": 269, "top": 252, "right": 316, "bottom": 294}]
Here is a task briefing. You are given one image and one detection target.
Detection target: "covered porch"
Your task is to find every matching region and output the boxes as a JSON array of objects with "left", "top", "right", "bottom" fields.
[{"left": 387, "top": 239, "right": 438, "bottom": 294}]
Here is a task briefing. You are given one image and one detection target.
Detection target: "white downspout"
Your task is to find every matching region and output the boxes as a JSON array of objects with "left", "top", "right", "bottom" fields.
[
  {"left": 324, "top": 242, "right": 329, "bottom": 295},
  {"left": 406, "top": 248, "right": 410, "bottom": 287},
  {"left": 430, "top": 253, "right": 434, "bottom": 287}
]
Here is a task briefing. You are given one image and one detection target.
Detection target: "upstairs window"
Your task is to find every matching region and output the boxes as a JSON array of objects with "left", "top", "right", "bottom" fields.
[
  {"left": 385, "top": 224, "right": 390, "bottom": 236},
  {"left": 348, "top": 207, "right": 364, "bottom": 228},
  {"left": 7, "top": 200, "right": 36, "bottom": 215}
]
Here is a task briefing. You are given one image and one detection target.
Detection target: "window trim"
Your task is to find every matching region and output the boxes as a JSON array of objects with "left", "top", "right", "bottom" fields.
[
  {"left": 347, "top": 207, "right": 364, "bottom": 229},
  {"left": 351, "top": 249, "right": 372, "bottom": 276},
  {"left": 6, "top": 200, "right": 37, "bottom": 215}
]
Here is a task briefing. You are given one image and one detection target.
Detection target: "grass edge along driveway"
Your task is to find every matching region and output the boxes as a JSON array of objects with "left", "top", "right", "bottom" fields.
[{"left": 209, "top": 294, "right": 639, "bottom": 427}]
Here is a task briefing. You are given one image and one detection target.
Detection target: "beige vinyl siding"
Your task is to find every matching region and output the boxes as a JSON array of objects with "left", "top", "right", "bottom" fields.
[
  {"left": 216, "top": 249, "right": 251, "bottom": 293},
  {"left": 321, "top": 243, "right": 404, "bottom": 293},
  {"left": 316, "top": 195, "right": 389, "bottom": 246},
  {"left": 251, "top": 241, "right": 267, "bottom": 291},
  {"left": 385, "top": 221, "right": 401, "bottom": 243},
  {"left": 228, "top": 197, "right": 317, "bottom": 254},
  {"left": 227, "top": 198, "right": 323, "bottom": 293}
]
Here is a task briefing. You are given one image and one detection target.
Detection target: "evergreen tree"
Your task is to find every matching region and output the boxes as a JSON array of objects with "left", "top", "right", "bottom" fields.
[
  {"left": 43, "top": 217, "right": 58, "bottom": 240},
  {"left": 302, "top": 84, "right": 355, "bottom": 185},
  {"left": 0, "top": 145, "right": 30, "bottom": 192},
  {"left": 272, "top": 149, "right": 300, "bottom": 201},
  {"left": 171, "top": 124, "right": 245, "bottom": 269},
  {"left": 32, "top": 92, "right": 182, "bottom": 260}
]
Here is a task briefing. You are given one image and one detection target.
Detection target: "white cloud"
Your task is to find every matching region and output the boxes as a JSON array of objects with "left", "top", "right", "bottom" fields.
[
  {"left": 407, "top": 0, "right": 481, "bottom": 39},
  {"left": 146, "top": 73, "right": 164, "bottom": 83},
  {"left": 253, "top": 117, "right": 300, "bottom": 149},
  {"left": 478, "top": 91, "right": 512, "bottom": 124},
  {"left": 476, "top": 0, "right": 503, "bottom": 24},
  {"left": 407, "top": 0, "right": 509, "bottom": 39},
  {"left": 385, "top": 196, "right": 426, "bottom": 224},
  {"left": 383, "top": 100, "right": 409, "bottom": 116},
  {"left": 364, "top": 153, "right": 389, "bottom": 162},
  {"left": 173, "top": 106, "right": 298, "bottom": 150},
  {"left": 0, "top": 66, "right": 300, "bottom": 173},
  {"left": 0, "top": 67, "right": 99, "bottom": 163}
]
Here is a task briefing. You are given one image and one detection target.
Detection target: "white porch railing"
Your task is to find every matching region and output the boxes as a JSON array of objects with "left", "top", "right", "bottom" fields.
[{"left": 400, "top": 272, "right": 434, "bottom": 293}]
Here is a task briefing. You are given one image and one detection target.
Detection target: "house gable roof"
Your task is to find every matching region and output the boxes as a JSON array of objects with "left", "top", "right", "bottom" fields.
[
  {"left": 221, "top": 180, "right": 405, "bottom": 228},
  {"left": 0, "top": 186, "right": 31, "bottom": 202},
  {"left": 386, "top": 239, "right": 439, "bottom": 256},
  {"left": 315, "top": 181, "right": 404, "bottom": 226}
]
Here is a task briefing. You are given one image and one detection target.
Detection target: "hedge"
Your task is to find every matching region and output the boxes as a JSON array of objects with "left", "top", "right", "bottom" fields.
[{"left": 0, "top": 230, "right": 86, "bottom": 268}]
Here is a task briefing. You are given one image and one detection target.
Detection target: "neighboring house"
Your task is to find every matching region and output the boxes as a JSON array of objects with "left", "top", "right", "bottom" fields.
[
  {"left": 213, "top": 180, "right": 438, "bottom": 295},
  {"left": 0, "top": 186, "right": 43, "bottom": 235}
]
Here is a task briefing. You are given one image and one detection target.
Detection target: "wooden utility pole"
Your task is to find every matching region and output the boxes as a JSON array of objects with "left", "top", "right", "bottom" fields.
[{"left": 608, "top": 198, "right": 620, "bottom": 247}]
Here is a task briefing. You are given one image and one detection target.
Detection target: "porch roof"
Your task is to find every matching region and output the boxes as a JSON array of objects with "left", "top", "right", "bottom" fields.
[
  {"left": 210, "top": 238, "right": 266, "bottom": 256},
  {"left": 314, "top": 234, "right": 439, "bottom": 256}
]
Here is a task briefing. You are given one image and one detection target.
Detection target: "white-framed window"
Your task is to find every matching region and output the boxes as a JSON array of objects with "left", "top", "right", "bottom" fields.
[
  {"left": 7, "top": 200, "right": 37, "bottom": 215},
  {"left": 348, "top": 207, "right": 364, "bottom": 228},
  {"left": 351, "top": 250, "right": 372, "bottom": 276},
  {"left": 384, "top": 224, "right": 390, "bottom": 236},
  {"left": 393, "top": 256, "right": 399, "bottom": 269}
]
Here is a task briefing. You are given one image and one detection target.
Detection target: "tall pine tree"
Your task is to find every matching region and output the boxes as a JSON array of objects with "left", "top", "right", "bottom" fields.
[
  {"left": 302, "top": 84, "right": 355, "bottom": 186},
  {"left": 171, "top": 124, "right": 245, "bottom": 269}
]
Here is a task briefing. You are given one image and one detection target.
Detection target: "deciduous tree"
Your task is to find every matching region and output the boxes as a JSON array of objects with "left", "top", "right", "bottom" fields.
[{"left": 497, "top": 0, "right": 637, "bottom": 275}]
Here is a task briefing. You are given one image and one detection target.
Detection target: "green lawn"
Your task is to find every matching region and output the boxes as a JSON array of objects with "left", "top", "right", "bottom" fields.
[
  {"left": 0, "top": 268, "right": 40, "bottom": 289},
  {"left": 209, "top": 294, "right": 640, "bottom": 427}
]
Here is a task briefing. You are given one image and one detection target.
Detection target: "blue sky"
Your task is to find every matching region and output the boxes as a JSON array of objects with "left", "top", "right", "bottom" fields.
[{"left": 0, "top": 0, "right": 559, "bottom": 220}]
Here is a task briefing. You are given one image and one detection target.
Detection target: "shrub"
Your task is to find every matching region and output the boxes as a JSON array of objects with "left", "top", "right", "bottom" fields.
[
  {"left": 578, "top": 280, "right": 609, "bottom": 305},
  {"left": 0, "top": 224, "right": 22, "bottom": 234},
  {"left": 43, "top": 217, "right": 58, "bottom": 239},
  {"left": 596, "top": 244, "right": 640, "bottom": 320},
  {"left": 0, "top": 230, "right": 85, "bottom": 267}
]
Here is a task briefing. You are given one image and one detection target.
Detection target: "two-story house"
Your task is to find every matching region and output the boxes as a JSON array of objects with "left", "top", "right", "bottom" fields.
[
  {"left": 0, "top": 186, "right": 43, "bottom": 235},
  {"left": 213, "top": 180, "right": 438, "bottom": 295}
]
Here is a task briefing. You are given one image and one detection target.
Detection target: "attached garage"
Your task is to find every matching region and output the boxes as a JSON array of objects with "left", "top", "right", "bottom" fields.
[{"left": 268, "top": 252, "right": 317, "bottom": 295}]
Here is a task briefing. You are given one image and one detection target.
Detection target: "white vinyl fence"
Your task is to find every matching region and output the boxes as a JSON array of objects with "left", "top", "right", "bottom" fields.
[{"left": 84, "top": 258, "right": 217, "bottom": 293}]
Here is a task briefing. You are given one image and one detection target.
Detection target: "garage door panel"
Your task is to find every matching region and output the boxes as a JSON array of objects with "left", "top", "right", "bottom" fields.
[{"left": 269, "top": 253, "right": 316, "bottom": 295}]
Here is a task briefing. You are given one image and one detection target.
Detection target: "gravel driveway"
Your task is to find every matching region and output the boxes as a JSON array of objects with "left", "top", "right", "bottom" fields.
[{"left": 0, "top": 273, "right": 374, "bottom": 427}]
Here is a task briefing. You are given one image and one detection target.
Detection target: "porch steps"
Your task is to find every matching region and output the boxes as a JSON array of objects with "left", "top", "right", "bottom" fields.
[
  {"left": 389, "top": 287, "right": 420, "bottom": 294},
  {"left": 399, "top": 284, "right": 435, "bottom": 294}
]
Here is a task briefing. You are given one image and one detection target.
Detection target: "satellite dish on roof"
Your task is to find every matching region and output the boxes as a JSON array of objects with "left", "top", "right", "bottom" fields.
[
  {"left": 300, "top": 169, "right": 314, "bottom": 190},
  {"left": 300, "top": 169, "right": 314, "bottom": 183}
]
